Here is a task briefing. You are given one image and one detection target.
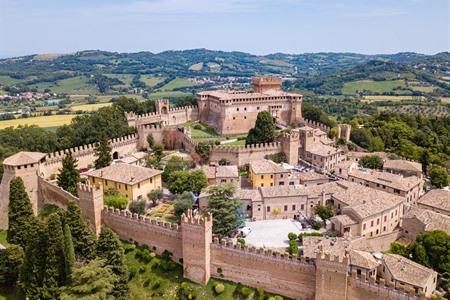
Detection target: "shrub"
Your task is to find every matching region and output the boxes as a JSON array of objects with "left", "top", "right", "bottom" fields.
[
  {"left": 193, "top": 124, "right": 202, "bottom": 130},
  {"left": 152, "top": 280, "right": 161, "bottom": 290},
  {"left": 237, "top": 238, "right": 245, "bottom": 247},
  {"left": 104, "top": 194, "right": 128, "bottom": 209},
  {"left": 241, "top": 287, "right": 251, "bottom": 297},
  {"left": 138, "top": 266, "right": 146, "bottom": 273},
  {"left": 129, "top": 199, "right": 147, "bottom": 215},
  {"left": 256, "top": 287, "right": 265, "bottom": 300},
  {"left": 288, "top": 232, "right": 297, "bottom": 241},
  {"left": 214, "top": 283, "right": 225, "bottom": 294},
  {"left": 289, "top": 240, "right": 299, "bottom": 256},
  {"left": 143, "top": 278, "right": 151, "bottom": 287},
  {"left": 312, "top": 221, "right": 322, "bottom": 230}
]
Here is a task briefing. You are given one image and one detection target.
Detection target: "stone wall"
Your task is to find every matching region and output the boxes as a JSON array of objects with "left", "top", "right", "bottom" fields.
[
  {"left": 37, "top": 176, "right": 78, "bottom": 209},
  {"left": 347, "top": 276, "right": 423, "bottom": 300},
  {"left": 41, "top": 134, "right": 138, "bottom": 179},
  {"left": 101, "top": 207, "right": 183, "bottom": 260},
  {"left": 210, "top": 239, "right": 316, "bottom": 300},
  {"left": 210, "top": 142, "right": 283, "bottom": 166},
  {"left": 125, "top": 105, "right": 198, "bottom": 128}
]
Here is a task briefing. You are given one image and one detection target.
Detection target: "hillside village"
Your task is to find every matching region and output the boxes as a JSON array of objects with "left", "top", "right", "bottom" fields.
[{"left": 1, "top": 76, "right": 449, "bottom": 300}]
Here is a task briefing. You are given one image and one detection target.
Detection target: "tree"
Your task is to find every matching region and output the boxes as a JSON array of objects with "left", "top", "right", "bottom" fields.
[
  {"left": 189, "top": 170, "right": 208, "bottom": 194},
  {"left": 65, "top": 201, "right": 96, "bottom": 261},
  {"left": 129, "top": 199, "right": 146, "bottom": 215},
  {"left": 7, "top": 177, "right": 35, "bottom": 248},
  {"left": 420, "top": 150, "right": 430, "bottom": 175},
  {"left": 218, "top": 158, "right": 230, "bottom": 166},
  {"left": 152, "top": 143, "right": 164, "bottom": 161},
  {"left": 174, "top": 192, "right": 194, "bottom": 221},
  {"left": 206, "top": 183, "right": 244, "bottom": 237},
  {"left": 20, "top": 219, "right": 48, "bottom": 299},
  {"left": 42, "top": 213, "right": 66, "bottom": 299},
  {"left": 146, "top": 133, "right": 155, "bottom": 149},
  {"left": 63, "top": 224, "right": 75, "bottom": 284},
  {"left": 148, "top": 188, "right": 164, "bottom": 206},
  {"left": 195, "top": 142, "right": 213, "bottom": 164},
  {"left": 162, "top": 156, "right": 192, "bottom": 183},
  {"left": 429, "top": 165, "right": 448, "bottom": 188},
  {"left": 104, "top": 194, "right": 128, "bottom": 209},
  {"left": 358, "top": 155, "right": 384, "bottom": 169},
  {"left": 409, "top": 230, "right": 450, "bottom": 273},
  {"left": 245, "top": 111, "right": 276, "bottom": 145},
  {"left": 0, "top": 245, "right": 24, "bottom": 286},
  {"left": 96, "top": 228, "right": 129, "bottom": 299},
  {"left": 60, "top": 259, "right": 117, "bottom": 300},
  {"left": 94, "top": 135, "right": 112, "bottom": 169},
  {"left": 57, "top": 152, "right": 80, "bottom": 196},
  {"left": 313, "top": 204, "right": 333, "bottom": 220}
]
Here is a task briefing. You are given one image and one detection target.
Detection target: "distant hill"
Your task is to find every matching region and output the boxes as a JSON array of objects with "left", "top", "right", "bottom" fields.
[{"left": 0, "top": 49, "right": 448, "bottom": 78}]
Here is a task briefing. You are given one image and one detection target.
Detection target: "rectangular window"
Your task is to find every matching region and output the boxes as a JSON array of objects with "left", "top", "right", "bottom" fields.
[
  {"left": 125, "top": 185, "right": 128, "bottom": 191},
  {"left": 363, "top": 223, "right": 366, "bottom": 230},
  {"left": 150, "top": 178, "right": 153, "bottom": 183},
  {"left": 261, "top": 183, "right": 264, "bottom": 187},
  {"left": 371, "top": 220, "right": 374, "bottom": 227},
  {"left": 279, "top": 182, "right": 284, "bottom": 186},
  {"left": 261, "top": 175, "right": 264, "bottom": 179},
  {"left": 267, "top": 206, "right": 270, "bottom": 212},
  {"left": 284, "top": 205, "right": 288, "bottom": 211},
  {"left": 138, "top": 183, "right": 140, "bottom": 189},
  {"left": 301, "top": 204, "right": 304, "bottom": 210},
  {"left": 292, "top": 205, "right": 296, "bottom": 211}
]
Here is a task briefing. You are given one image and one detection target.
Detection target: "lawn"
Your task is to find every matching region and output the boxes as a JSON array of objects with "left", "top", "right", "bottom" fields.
[
  {"left": 124, "top": 242, "right": 285, "bottom": 300},
  {"left": 31, "top": 76, "right": 99, "bottom": 95},
  {"left": 141, "top": 75, "right": 166, "bottom": 87},
  {"left": 220, "top": 139, "right": 246, "bottom": 147},
  {"left": 0, "top": 114, "right": 77, "bottom": 129},
  {"left": 342, "top": 79, "right": 406, "bottom": 95},
  {"left": 159, "top": 78, "right": 197, "bottom": 91},
  {"left": 70, "top": 102, "right": 112, "bottom": 112},
  {"left": 0, "top": 230, "right": 9, "bottom": 248}
]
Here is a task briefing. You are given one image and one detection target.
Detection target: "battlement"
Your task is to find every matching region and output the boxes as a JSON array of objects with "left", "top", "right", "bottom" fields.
[
  {"left": 302, "top": 118, "right": 330, "bottom": 133},
  {"left": 77, "top": 182, "right": 101, "bottom": 193},
  {"left": 181, "top": 209, "right": 212, "bottom": 226},
  {"left": 316, "top": 251, "right": 350, "bottom": 265},
  {"left": 135, "top": 111, "right": 161, "bottom": 120},
  {"left": 350, "top": 271, "right": 426, "bottom": 299},
  {"left": 103, "top": 206, "right": 181, "bottom": 231},
  {"left": 168, "top": 105, "right": 197, "bottom": 113},
  {"left": 214, "top": 141, "right": 282, "bottom": 152},
  {"left": 137, "top": 123, "right": 164, "bottom": 131},
  {"left": 212, "top": 237, "right": 314, "bottom": 266}
]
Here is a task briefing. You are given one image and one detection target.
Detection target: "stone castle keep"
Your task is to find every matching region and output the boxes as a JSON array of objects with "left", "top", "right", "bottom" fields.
[{"left": 2, "top": 77, "right": 427, "bottom": 300}]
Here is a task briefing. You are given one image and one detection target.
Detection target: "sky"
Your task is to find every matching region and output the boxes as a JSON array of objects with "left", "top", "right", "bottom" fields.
[{"left": 0, "top": 0, "right": 449, "bottom": 58}]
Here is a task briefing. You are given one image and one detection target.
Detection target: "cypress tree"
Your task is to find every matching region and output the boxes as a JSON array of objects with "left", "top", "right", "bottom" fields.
[
  {"left": 0, "top": 244, "right": 24, "bottom": 286},
  {"left": 57, "top": 152, "right": 81, "bottom": 196},
  {"left": 42, "top": 213, "right": 66, "bottom": 299},
  {"left": 20, "top": 219, "right": 48, "bottom": 300},
  {"left": 63, "top": 224, "right": 75, "bottom": 284},
  {"left": 245, "top": 111, "right": 276, "bottom": 145},
  {"left": 65, "top": 201, "right": 96, "bottom": 261},
  {"left": 94, "top": 135, "right": 112, "bottom": 169},
  {"left": 96, "top": 228, "right": 129, "bottom": 299},
  {"left": 7, "top": 177, "right": 35, "bottom": 248}
]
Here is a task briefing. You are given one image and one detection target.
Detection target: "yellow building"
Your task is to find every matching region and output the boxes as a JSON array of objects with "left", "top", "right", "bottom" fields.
[
  {"left": 249, "top": 159, "right": 291, "bottom": 189},
  {"left": 86, "top": 163, "right": 162, "bottom": 200}
]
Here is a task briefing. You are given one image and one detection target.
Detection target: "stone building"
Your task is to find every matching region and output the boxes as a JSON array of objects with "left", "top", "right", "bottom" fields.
[
  {"left": 85, "top": 163, "right": 162, "bottom": 201},
  {"left": 201, "top": 165, "right": 240, "bottom": 187},
  {"left": 248, "top": 159, "right": 297, "bottom": 188},
  {"left": 401, "top": 207, "right": 450, "bottom": 240},
  {"left": 417, "top": 189, "right": 450, "bottom": 216},
  {"left": 197, "top": 76, "right": 303, "bottom": 135}
]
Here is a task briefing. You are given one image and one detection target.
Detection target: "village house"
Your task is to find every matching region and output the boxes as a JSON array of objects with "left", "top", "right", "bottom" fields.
[
  {"left": 379, "top": 253, "right": 437, "bottom": 297},
  {"left": 383, "top": 159, "right": 423, "bottom": 179},
  {"left": 201, "top": 165, "right": 240, "bottom": 187},
  {"left": 298, "top": 171, "right": 330, "bottom": 186},
  {"left": 347, "top": 168, "right": 422, "bottom": 204},
  {"left": 417, "top": 189, "right": 450, "bottom": 216},
  {"left": 248, "top": 159, "right": 298, "bottom": 188},
  {"left": 401, "top": 207, "right": 450, "bottom": 240},
  {"left": 85, "top": 163, "right": 162, "bottom": 201}
]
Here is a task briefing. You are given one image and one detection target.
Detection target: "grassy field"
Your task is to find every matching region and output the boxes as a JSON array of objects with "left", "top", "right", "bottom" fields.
[
  {"left": 141, "top": 75, "right": 165, "bottom": 87},
  {"left": 440, "top": 97, "right": 450, "bottom": 104},
  {"left": 378, "top": 105, "right": 449, "bottom": 116},
  {"left": 148, "top": 91, "right": 192, "bottom": 100},
  {"left": 342, "top": 79, "right": 405, "bottom": 95},
  {"left": 104, "top": 73, "right": 135, "bottom": 88},
  {"left": 160, "top": 78, "right": 197, "bottom": 91},
  {"left": 31, "top": 76, "right": 99, "bottom": 95},
  {"left": 0, "top": 114, "right": 77, "bottom": 129},
  {"left": 409, "top": 85, "right": 436, "bottom": 93},
  {"left": 70, "top": 102, "right": 112, "bottom": 112},
  {"left": 362, "top": 95, "right": 425, "bottom": 103}
]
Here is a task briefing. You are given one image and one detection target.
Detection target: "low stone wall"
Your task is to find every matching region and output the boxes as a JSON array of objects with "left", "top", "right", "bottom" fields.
[
  {"left": 210, "top": 240, "right": 316, "bottom": 300},
  {"left": 37, "top": 176, "right": 78, "bottom": 209},
  {"left": 101, "top": 207, "right": 183, "bottom": 260}
]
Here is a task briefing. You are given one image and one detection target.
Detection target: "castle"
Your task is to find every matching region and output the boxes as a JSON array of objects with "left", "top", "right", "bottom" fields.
[{"left": 197, "top": 76, "right": 303, "bottom": 135}]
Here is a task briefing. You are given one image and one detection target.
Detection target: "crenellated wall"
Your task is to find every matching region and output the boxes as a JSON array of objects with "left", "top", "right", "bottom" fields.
[
  {"left": 101, "top": 207, "right": 183, "bottom": 260},
  {"left": 210, "top": 142, "right": 283, "bottom": 166},
  {"left": 37, "top": 176, "right": 78, "bottom": 209},
  {"left": 210, "top": 238, "right": 316, "bottom": 300},
  {"left": 125, "top": 105, "right": 198, "bottom": 128},
  {"left": 41, "top": 134, "right": 138, "bottom": 179}
]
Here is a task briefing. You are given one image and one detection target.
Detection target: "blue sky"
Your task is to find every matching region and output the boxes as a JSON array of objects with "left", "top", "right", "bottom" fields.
[{"left": 0, "top": 0, "right": 448, "bottom": 57}]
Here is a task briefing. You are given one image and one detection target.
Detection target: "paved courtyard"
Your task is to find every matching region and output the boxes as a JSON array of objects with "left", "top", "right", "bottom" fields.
[{"left": 244, "top": 219, "right": 304, "bottom": 248}]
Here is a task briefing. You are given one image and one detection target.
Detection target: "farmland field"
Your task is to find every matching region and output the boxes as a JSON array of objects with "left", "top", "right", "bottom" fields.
[
  {"left": 0, "top": 114, "right": 77, "bottom": 129},
  {"left": 342, "top": 79, "right": 405, "bottom": 95},
  {"left": 141, "top": 75, "right": 165, "bottom": 87},
  {"left": 362, "top": 95, "right": 425, "bottom": 103},
  {"left": 70, "top": 102, "right": 112, "bottom": 111},
  {"left": 104, "top": 73, "right": 135, "bottom": 88},
  {"left": 147, "top": 91, "right": 192, "bottom": 100},
  {"left": 160, "top": 77, "right": 197, "bottom": 91},
  {"left": 378, "top": 105, "right": 449, "bottom": 116},
  {"left": 440, "top": 97, "right": 450, "bottom": 104},
  {"left": 30, "top": 76, "right": 99, "bottom": 95}
]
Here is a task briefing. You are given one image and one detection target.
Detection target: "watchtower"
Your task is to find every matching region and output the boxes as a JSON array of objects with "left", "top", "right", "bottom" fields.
[
  {"left": 0, "top": 152, "right": 46, "bottom": 229},
  {"left": 315, "top": 251, "right": 350, "bottom": 300},
  {"left": 77, "top": 182, "right": 104, "bottom": 236},
  {"left": 155, "top": 99, "right": 170, "bottom": 115},
  {"left": 181, "top": 210, "right": 213, "bottom": 285},
  {"left": 280, "top": 132, "right": 300, "bottom": 165},
  {"left": 252, "top": 76, "right": 282, "bottom": 93}
]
